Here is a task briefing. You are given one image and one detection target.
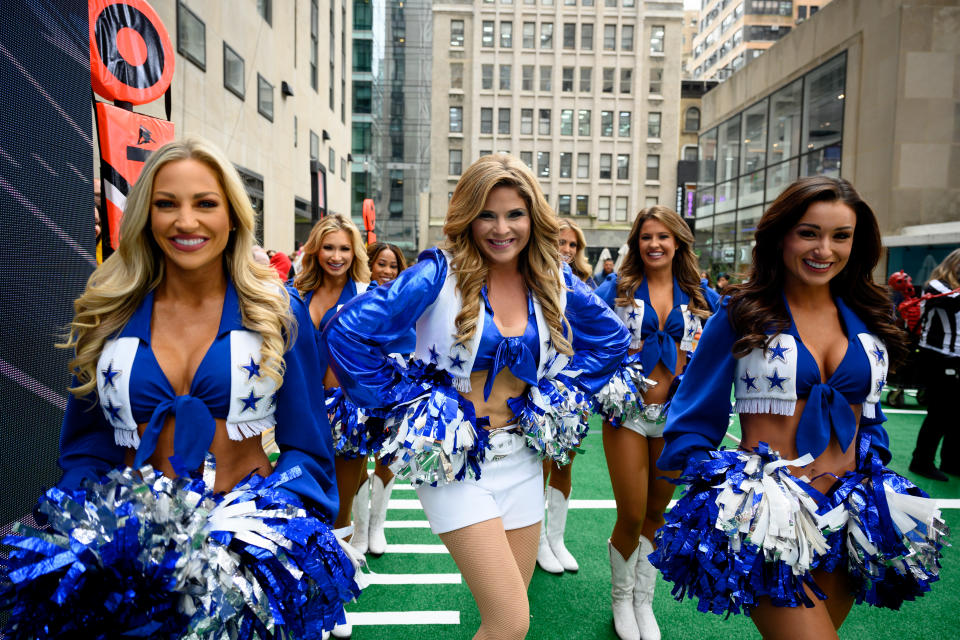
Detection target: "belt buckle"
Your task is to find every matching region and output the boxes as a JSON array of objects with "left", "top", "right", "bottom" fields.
[
  {"left": 642, "top": 403, "right": 666, "bottom": 424},
  {"left": 488, "top": 429, "right": 518, "bottom": 461}
]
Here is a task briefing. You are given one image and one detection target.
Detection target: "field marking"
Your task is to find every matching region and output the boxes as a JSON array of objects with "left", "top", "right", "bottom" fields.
[
  {"left": 569, "top": 499, "right": 617, "bottom": 509},
  {"left": 386, "top": 543, "right": 449, "bottom": 554},
  {"left": 392, "top": 484, "right": 416, "bottom": 492},
  {"left": 384, "top": 520, "right": 431, "bottom": 528},
  {"left": 882, "top": 408, "right": 927, "bottom": 415},
  {"left": 389, "top": 499, "right": 426, "bottom": 509},
  {"left": 724, "top": 430, "right": 741, "bottom": 445},
  {"left": 347, "top": 611, "right": 460, "bottom": 626},
  {"left": 365, "top": 573, "right": 462, "bottom": 585}
]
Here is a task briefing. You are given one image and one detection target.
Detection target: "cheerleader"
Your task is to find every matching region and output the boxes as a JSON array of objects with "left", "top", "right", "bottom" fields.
[
  {"left": 324, "top": 155, "right": 629, "bottom": 639},
  {"left": 654, "top": 177, "right": 945, "bottom": 639},
  {"left": 2, "top": 139, "right": 360, "bottom": 638},
  {"left": 593, "top": 206, "right": 719, "bottom": 640}
]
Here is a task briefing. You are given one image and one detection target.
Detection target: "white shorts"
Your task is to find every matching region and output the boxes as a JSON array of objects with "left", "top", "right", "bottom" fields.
[
  {"left": 416, "top": 434, "right": 544, "bottom": 535},
  {"left": 621, "top": 414, "right": 666, "bottom": 438}
]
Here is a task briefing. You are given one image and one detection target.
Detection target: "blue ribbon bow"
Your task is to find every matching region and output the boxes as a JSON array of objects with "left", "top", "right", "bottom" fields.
[
  {"left": 795, "top": 382, "right": 857, "bottom": 460},
  {"left": 133, "top": 395, "right": 217, "bottom": 474},
  {"left": 641, "top": 329, "right": 678, "bottom": 376},
  {"left": 483, "top": 337, "right": 539, "bottom": 401}
]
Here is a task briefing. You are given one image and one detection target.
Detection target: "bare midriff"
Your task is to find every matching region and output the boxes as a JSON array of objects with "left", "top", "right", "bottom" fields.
[
  {"left": 124, "top": 415, "right": 272, "bottom": 494},
  {"left": 459, "top": 368, "right": 529, "bottom": 430},
  {"left": 629, "top": 342, "right": 687, "bottom": 406},
  {"left": 740, "top": 398, "right": 862, "bottom": 495}
]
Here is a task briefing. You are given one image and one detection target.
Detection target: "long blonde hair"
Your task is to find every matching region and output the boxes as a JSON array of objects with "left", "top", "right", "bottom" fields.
[
  {"left": 442, "top": 154, "right": 572, "bottom": 355},
  {"left": 293, "top": 214, "right": 370, "bottom": 293},
  {"left": 558, "top": 219, "right": 591, "bottom": 283},
  {"left": 62, "top": 138, "right": 293, "bottom": 395},
  {"left": 929, "top": 248, "right": 960, "bottom": 290},
  {"left": 616, "top": 205, "right": 711, "bottom": 318}
]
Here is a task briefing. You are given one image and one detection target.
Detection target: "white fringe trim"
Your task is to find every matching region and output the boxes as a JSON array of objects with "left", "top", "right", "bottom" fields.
[
  {"left": 226, "top": 416, "right": 277, "bottom": 441},
  {"left": 862, "top": 402, "right": 877, "bottom": 420},
  {"left": 114, "top": 427, "right": 140, "bottom": 448},
  {"left": 629, "top": 336, "right": 644, "bottom": 350},
  {"left": 452, "top": 375, "right": 472, "bottom": 393},
  {"left": 734, "top": 397, "right": 796, "bottom": 416}
]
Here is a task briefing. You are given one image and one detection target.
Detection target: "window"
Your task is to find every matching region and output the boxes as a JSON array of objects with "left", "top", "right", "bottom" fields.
[
  {"left": 768, "top": 78, "right": 802, "bottom": 164},
  {"left": 683, "top": 146, "right": 699, "bottom": 162},
  {"left": 522, "top": 65, "right": 534, "bottom": 91},
  {"left": 352, "top": 122, "right": 371, "bottom": 154},
  {"left": 601, "top": 111, "right": 613, "bottom": 136},
  {"left": 223, "top": 43, "right": 244, "bottom": 98},
  {"left": 599, "top": 153, "right": 612, "bottom": 179},
  {"left": 562, "top": 67, "right": 574, "bottom": 92},
  {"left": 257, "top": 74, "right": 273, "bottom": 121},
  {"left": 522, "top": 22, "right": 536, "bottom": 48},
  {"left": 581, "top": 23, "right": 593, "bottom": 50},
  {"left": 541, "top": 22, "right": 553, "bottom": 48},
  {"left": 450, "top": 19, "right": 465, "bottom": 46},
  {"left": 310, "top": 0, "right": 318, "bottom": 89},
  {"left": 619, "top": 111, "right": 631, "bottom": 137},
  {"left": 539, "top": 109, "right": 551, "bottom": 135},
  {"left": 620, "top": 68, "right": 632, "bottom": 94},
  {"left": 650, "top": 25, "right": 665, "bottom": 53},
  {"left": 617, "top": 154, "right": 630, "bottom": 180},
  {"left": 559, "top": 152, "right": 572, "bottom": 178},
  {"left": 576, "top": 195, "right": 589, "bottom": 216},
  {"left": 647, "top": 112, "right": 661, "bottom": 139},
  {"left": 746, "top": 25, "right": 791, "bottom": 41},
  {"left": 649, "top": 68, "right": 663, "bottom": 95},
  {"left": 341, "top": 157, "right": 346, "bottom": 180},
  {"left": 621, "top": 25, "right": 634, "bottom": 51},
  {"left": 684, "top": 107, "right": 700, "bottom": 131},
  {"left": 746, "top": 0, "right": 794, "bottom": 16},
  {"left": 578, "top": 109, "right": 591, "bottom": 136},
  {"left": 449, "top": 106, "right": 463, "bottom": 133},
  {"left": 598, "top": 195, "right": 611, "bottom": 221},
  {"left": 521, "top": 109, "right": 534, "bottom": 134},
  {"left": 501, "top": 21, "right": 513, "bottom": 47},
  {"left": 717, "top": 115, "right": 740, "bottom": 183},
  {"left": 605, "top": 0, "right": 617, "bottom": 5},
  {"left": 177, "top": 1, "right": 206, "bottom": 70},
  {"left": 577, "top": 153, "right": 590, "bottom": 179},
  {"left": 602, "top": 68, "right": 614, "bottom": 93},
  {"left": 646, "top": 155, "right": 660, "bottom": 180},
  {"left": 498, "top": 108, "right": 511, "bottom": 134},
  {"left": 257, "top": 0, "right": 271, "bottom": 24},
  {"left": 564, "top": 0, "right": 576, "bottom": 5},
  {"left": 604, "top": 24, "right": 616, "bottom": 50},
  {"left": 579, "top": 67, "right": 592, "bottom": 92},
  {"left": 615, "top": 196, "right": 628, "bottom": 221},
  {"left": 481, "top": 108, "right": 493, "bottom": 134},
  {"left": 560, "top": 109, "right": 574, "bottom": 135},
  {"left": 740, "top": 98, "right": 768, "bottom": 174},
  {"left": 449, "top": 149, "right": 463, "bottom": 175},
  {"left": 563, "top": 23, "right": 576, "bottom": 49},
  {"left": 355, "top": 0, "right": 372, "bottom": 29},
  {"left": 520, "top": 151, "right": 533, "bottom": 168},
  {"left": 353, "top": 80, "right": 372, "bottom": 113},
  {"left": 557, "top": 195, "right": 571, "bottom": 215},
  {"left": 802, "top": 53, "right": 845, "bottom": 152},
  {"left": 310, "top": 130, "right": 319, "bottom": 160},
  {"left": 482, "top": 21, "right": 495, "bottom": 47},
  {"left": 540, "top": 65, "right": 552, "bottom": 91},
  {"left": 451, "top": 63, "right": 464, "bottom": 89},
  {"left": 482, "top": 64, "right": 494, "bottom": 90},
  {"left": 329, "top": 148, "right": 335, "bottom": 175},
  {"left": 538, "top": 151, "right": 550, "bottom": 178},
  {"left": 500, "top": 64, "right": 512, "bottom": 90},
  {"left": 353, "top": 40, "right": 372, "bottom": 72}
]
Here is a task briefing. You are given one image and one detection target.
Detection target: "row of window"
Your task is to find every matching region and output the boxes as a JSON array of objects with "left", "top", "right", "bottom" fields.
[
  {"left": 455, "top": 107, "right": 663, "bottom": 139},
  {"left": 448, "top": 149, "right": 660, "bottom": 182},
  {"left": 479, "top": 0, "right": 638, "bottom": 6},
  {"left": 460, "top": 63, "right": 664, "bottom": 96},
  {"left": 452, "top": 19, "right": 664, "bottom": 54}
]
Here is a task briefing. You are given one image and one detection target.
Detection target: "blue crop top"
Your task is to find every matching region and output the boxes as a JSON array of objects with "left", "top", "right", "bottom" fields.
[
  {"left": 58, "top": 280, "right": 339, "bottom": 519},
  {"left": 473, "top": 286, "right": 540, "bottom": 401},
  {"left": 659, "top": 296, "right": 891, "bottom": 471},
  {"left": 595, "top": 273, "right": 720, "bottom": 374}
]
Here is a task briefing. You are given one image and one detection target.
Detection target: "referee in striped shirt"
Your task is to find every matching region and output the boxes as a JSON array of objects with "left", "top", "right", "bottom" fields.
[{"left": 910, "top": 248, "right": 960, "bottom": 481}]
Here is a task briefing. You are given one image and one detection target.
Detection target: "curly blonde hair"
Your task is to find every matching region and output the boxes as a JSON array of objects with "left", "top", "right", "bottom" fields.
[
  {"left": 929, "top": 248, "right": 960, "bottom": 290},
  {"left": 293, "top": 214, "right": 370, "bottom": 293},
  {"left": 442, "top": 154, "right": 572, "bottom": 355},
  {"left": 62, "top": 138, "right": 293, "bottom": 396},
  {"left": 616, "top": 205, "right": 711, "bottom": 318},
  {"left": 558, "top": 219, "right": 592, "bottom": 283}
]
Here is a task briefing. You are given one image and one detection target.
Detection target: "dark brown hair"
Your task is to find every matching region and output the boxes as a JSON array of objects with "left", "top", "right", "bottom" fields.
[
  {"left": 616, "top": 205, "right": 711, "bottom": 318},
  {"left": 726, "top": 176, "right": 906, "bottom": 366},
  {"left": 367, "top": 242, "right": 408, "bottom": 276}
]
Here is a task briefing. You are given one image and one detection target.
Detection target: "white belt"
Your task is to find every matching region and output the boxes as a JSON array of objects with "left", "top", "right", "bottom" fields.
[{"left": 488, "top": 428, "right": 526, "bottom": 461}]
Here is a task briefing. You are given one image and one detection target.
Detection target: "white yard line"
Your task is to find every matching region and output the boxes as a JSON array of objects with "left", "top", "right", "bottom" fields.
[
  {"left": 385, "top": 543, "right": 449, "bottom": 554},
  {"left": 365, "top": 573, "right": 462, "bottom": 585},
  {"left": 347, "top": 611, "right": 460, "bottom": 626},
  {"left": 384, "top": 520, "right": 431, "bottom": 528},
  {"left": 882, "top": 408, "right": 927, "bottom": 415},
  {"left": 569, "top": 499, "right": 617, "bottom": 509}
]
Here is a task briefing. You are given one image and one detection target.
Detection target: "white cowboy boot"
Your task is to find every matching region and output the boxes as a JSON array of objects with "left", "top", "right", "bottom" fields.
[
  {"left": 367, "top": 474, "right": 394, "bottom": 556},
  {"left": 546, "top": 485, "right": 578, "bottom": 572},
  {"left": 331, "top": 620, "right": 352, "bottom": 638},
  {"left": 536, "top": 490, "right": 563, "bottom": 574},
  {"left": 609, "top": 540, "right": 641, "bottom": 640},
  {"left": 349, "top": 475, "right": 370, "bottom": 555},
  {"left": 633, "top": 535, "right": 661, "bottom": 640}
]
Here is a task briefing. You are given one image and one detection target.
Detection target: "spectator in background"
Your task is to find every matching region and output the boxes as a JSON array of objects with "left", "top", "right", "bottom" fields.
[
  {"left": 594, "top": 258, "right": 616, "bottom": 287},
  {"left": 715, "top": 272, "right": 729, "bottom": 294},
  {"left": 269, "top": 249, "right": 293, "bottom": 282},
  {"left": 367, "top": 242, "right": 407, "bottom": 286}
]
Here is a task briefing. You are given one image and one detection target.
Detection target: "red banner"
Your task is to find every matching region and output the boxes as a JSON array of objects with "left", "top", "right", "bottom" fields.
[
  {"left": 362, "top": 198, "right": 376, "bottom": 244},
  {"left": 95, "top": 102, "right": 175, "bottom": 251}
]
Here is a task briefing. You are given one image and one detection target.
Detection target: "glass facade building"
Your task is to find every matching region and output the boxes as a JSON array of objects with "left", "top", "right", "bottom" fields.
[{"left": 694, "top": 52, "right": 845, "bottom": 274}]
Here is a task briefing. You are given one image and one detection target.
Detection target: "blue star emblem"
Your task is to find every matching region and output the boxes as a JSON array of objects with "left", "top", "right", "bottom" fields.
[
  {"left": 628, "top": 309, "right": 639, "bottom": 321},
  {"left": 766, "top": 369, "right": 787, "bottom": 391},
  {"left": 240, "top": 389, "right": 263, "bottom": 413},
  {"left": 740, "top": 371, "right": 758, "bottom": 391},
  {"left": 687, "top": 325, "right": 697, "bottom": 336},
  {"left": 544, "top": 337, "right": 553, "bottom": 351},
  {"left": 104, "top": 398, "right": 122, "bottom": 422},
  {"left": 428, "top": 345, "right": 441, "bottom": 364},
  {"left": 767, "top": 340, "right": 790, "bottom": 363},
  {"left": 241, "top": 356, "right": 261, "bottom": 380},
  {"left": 871, "top": 345, "right": 885, "bottom": 365},
  {"left": 449, "top": 352, "right": 466, "bottom": 370},
  {"left": 876, "top": 378, "right": 885, "bottom": 393},
  {"left": 101, "top": 362, "right": 121, "bottom": 389}
]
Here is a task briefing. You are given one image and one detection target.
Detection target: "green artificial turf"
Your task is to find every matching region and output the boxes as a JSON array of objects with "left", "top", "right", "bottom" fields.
[{"left": 350, "top": 398, "right": 960, "bottom": 639}]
